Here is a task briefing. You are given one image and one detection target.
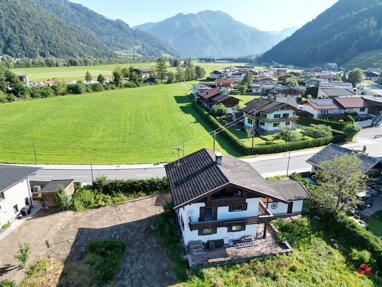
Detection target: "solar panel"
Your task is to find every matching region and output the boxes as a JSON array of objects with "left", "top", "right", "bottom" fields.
[{"left": 311, "top": 99, "right": 333, "bottom": 106}]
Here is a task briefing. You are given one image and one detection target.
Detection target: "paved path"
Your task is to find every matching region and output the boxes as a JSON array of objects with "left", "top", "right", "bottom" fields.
[{"left": 7, "top": 127, "right": 382, "bottom": 183}]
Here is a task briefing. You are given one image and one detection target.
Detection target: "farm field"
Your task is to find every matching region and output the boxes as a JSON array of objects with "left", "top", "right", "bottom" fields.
[
  {"left": 0, "top": 83, "right": 237, "bottom": 164},
  {"left": 10, "top": 62, "right": 247, "bottom": 82}
]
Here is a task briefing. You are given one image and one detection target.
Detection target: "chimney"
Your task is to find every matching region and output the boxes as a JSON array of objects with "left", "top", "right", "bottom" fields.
[{"left": 215, "top": 152, "right": 223, "bottom": 165}]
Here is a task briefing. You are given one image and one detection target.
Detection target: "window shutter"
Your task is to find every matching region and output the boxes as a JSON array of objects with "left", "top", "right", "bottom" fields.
[{"left": 212, "top": 207, "right": 217, "bottom": 220}]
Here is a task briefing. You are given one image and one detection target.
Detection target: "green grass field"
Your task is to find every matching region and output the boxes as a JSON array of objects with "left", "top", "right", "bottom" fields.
[
  {"left": 0, "top": 83, "right": 238, "bottom": 164},
  {"left": 10, "top": 62, "right": 246, "bottom": 82}
]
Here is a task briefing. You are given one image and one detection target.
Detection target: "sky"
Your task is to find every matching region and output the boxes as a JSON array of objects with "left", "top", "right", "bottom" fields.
[{"left": 70, "top": 0, "right": 338, "bottom": 31}]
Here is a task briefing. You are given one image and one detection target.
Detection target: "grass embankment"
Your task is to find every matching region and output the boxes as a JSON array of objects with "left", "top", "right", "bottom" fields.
[
  {"left": 10, "top": 62, "right": 246, "bottom": 82},
  {"left": 367, "top": 211, "right": 382, "bottom": 237},
  {"left": 0, "top": 83, "right": 237, "bottom": 164},
  {"left": 152, "top": 207, "right": 380, "bottom": 287}
]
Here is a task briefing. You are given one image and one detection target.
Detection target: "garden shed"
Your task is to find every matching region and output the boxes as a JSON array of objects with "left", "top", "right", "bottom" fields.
[{"left": 39, "top": 179, "right": 75, "bottom": 208}]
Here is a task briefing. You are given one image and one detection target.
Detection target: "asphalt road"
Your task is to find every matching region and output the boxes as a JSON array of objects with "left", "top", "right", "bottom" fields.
[{"left": 28, "top": 127, "right": 382, "bottom": 183}]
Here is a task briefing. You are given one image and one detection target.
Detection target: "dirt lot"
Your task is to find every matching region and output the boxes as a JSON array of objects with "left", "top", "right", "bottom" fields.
[{"left": 0, "top": 194, "right": 179, "bottom": 287}]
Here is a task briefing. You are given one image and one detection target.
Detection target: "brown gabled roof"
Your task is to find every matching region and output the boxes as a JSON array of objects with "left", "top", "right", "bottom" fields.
[
  {"left": 305, "top": 99, "right": 341, "bottom": 110},
  {"left": 210, "top": 94, "right": 239, "bottom": 105},
  {"left": 165, "top": 149, "right": 310, "bottom": 209},
  {"left": 215, "top": 79, "right": 235, "bottom": 86},
  {"left": 243, "top": 99, "right": 296, "bottom": 114},
  {"left": 334, "top": 97, "right": 367, "bottom": 109},
  {"left": 199, "top": 88, "right": 221, "bottom": 99}
]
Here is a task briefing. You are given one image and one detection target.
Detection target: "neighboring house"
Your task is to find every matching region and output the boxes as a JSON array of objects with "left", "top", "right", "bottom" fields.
[
  {"left": 192, "top": 84, "right": 212, "bottom": 100},
  {"left": 251, "top": 81, "right": 277, "bottom": 94},
  {"left": 243, "top": 99, "right": 299, "bottom": 135},
  {"left": 307, "top": 144, "right": 382, "bottom": 177},
  {"left": 304, "top": 97, "right": 369, "bottom": 120},
  {"left": 273, "top": 86, "right": 306, "bottom": 96},
  {"left": 15, "top": 72, "right": 29, "bottom": 85},
  {"left": 215, "top": 79, "right": 235, "bottom": 93},
  {"left": 0, "top": 165, "right": 39, "bottom": 227},
  {"left": 165, "top": 149, "right": 310, "bottom": 250},
  {"left": 209, "top": 70, "right": 225, "bottom": 80},
  {"left": 317, "top": 88, "right": 356, "bottom": 99},
  {"left": 304, "top": 78, "right": 325, "bottom": 88},
  {"left": 319, "top": 81, "right": 353, "bottom": 89},
  {"left": 364, "top": 71, "right": 380, "bottom": 80},
  {"left": 198, "top": 88, "right": 240, "bottom": 113},
  {"left": 325, "top": 63, "right": 338, "bottom": 70},
  {"left": 131, "top": 68, "right": 152, "bottom": 79},
  {"left": 38, "top": 179, "right": 75, "bottom": 208}
]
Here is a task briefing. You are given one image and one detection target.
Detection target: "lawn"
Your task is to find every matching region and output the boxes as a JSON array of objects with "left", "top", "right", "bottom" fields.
[
  {"left": 0, "top": 83, "right": 237, "bottom": 164},
  {"left": 235, "top": 95, "right": 260, "bottom": 104},
  {"left": 367, "top": 211, "right": 382, "bottom": 237},
  {"left": 10, "top": 62, "right": 247, "bottom": 82}
]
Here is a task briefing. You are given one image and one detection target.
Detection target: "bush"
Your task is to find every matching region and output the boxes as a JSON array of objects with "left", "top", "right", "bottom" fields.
[
  {"left": 0, "top": 280, "right": 15, "bottom": 287},
  {"left": 274, "top": 128, "right": 301, "bottom": 142},
  {"left": 349, "top": 249, "right": 373, "bottom": 265},
  {"left": 55, "top": 185, "right": 73, "bottom": 210},
  {"left": 15, "top": 243, "right": 30, "bottom": 269},
  {"left": 85, "top": 240, "right": 126, "bottom": 283},
  {"left": 297, "top": 117, "right": 348, "bottom": 131},
  {"left": 1, "top": 223, "right": 10, "bottom": 229},
  {"left": 274, "top": 217, "right": 313, "bottom": 249},
  {"left": 302, "top": 124, "right": 333, "bottom": 139},
  {"left": 26, "top": 258, "right": 51, "bottom": 276}
]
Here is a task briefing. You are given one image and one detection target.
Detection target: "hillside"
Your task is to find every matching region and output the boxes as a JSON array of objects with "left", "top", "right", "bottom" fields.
[
  {"left": 34, "top": 0, "right": 179, "bottom": 57},
  {"left": 260, "top": 0, "right": 382, "bottom": 67},
  {"left": 0, "top": 0, "right": 113, "bottom": 58},
  {"left": 135, "top": 11, "right": 289, "bottom": 58},
  {"left": 343, "top": 49, "right": 382, "bottom": 69}
]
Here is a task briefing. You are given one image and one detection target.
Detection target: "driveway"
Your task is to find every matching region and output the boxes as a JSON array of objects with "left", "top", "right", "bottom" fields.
[{"left": 0, "top": 195, "right": 178, "bottom": 287}]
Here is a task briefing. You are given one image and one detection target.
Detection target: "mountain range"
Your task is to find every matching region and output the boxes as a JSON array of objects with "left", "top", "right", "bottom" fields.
[
  {"left": 260, "top": 0, "right": 382, "bottom": 67},
  {"left": 135, "top": 11, "right": 296, "bottom": 58}
]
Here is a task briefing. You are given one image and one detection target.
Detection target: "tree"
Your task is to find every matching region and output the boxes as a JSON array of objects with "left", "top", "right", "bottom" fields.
[
  {"left": 377, "top": 74, "right": 382, "bottom": 85},
  {"left": 195, "top": 66, "right": 206, "bottom": 79},
  {"left": 112, "top": 70, "right": 122, "bottom": 86},
  {"left": 284, "top": 77, "right": 299, "bottom": 87},
  {"left": 347, "top": 68, "right": 364, "bottom": 87},
  {"left": 275, "top": 127, "right": 301, "bottom": 142},
  {"left": 15, "top": 243, "right": 30, "bottom": 269},
  {"left": 121, "top": 67, "right": 130, "bottom": 79},
  {"left": 185, "top": 66, "right": 196, "bottom": 81},
  {"left": 85, "top": 71, "right": 92, "bottom": 82},
  {"left": 239, "top": 85, "right": 248, "bottom": 95},
  {"left": 242, "top": 73, "right": 254, "bottom": 88},
  {"left": 175, "top": 66, "right": 185, "bottom": 82},
  {"left": 314, "top": 154, "right": 367, "bottom": 213},
  {"left": 97, "top": 74, "right": 106, "bottom": 84},
  {"left": 343, "top": 123, "right": 361, "bottom": 142},
  {"left": 156, "top": 58, "right": 167, "bottom": 83},
  {"left": 166, "top": 72, "right": 176, "bottom": 84},
  {"left": 210, "top": 104, "right": 227, "bottom": 117}
]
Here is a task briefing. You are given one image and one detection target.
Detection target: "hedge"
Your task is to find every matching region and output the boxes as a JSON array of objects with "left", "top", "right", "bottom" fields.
[
  {"left": 92, "top": 177, "right": 170, "bottom": 195},
  {"left": 297, "top": 117, "right": 348, "bottom": 131}
]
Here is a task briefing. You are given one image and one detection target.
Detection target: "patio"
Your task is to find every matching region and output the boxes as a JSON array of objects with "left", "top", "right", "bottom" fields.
[{"left": 187, "top": 224, "right": 293, "bottom": 268}]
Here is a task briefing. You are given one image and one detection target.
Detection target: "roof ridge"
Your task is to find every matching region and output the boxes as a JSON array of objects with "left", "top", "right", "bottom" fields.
[{"left": 204, "top": 149, "right": 230, "bottom": 184}]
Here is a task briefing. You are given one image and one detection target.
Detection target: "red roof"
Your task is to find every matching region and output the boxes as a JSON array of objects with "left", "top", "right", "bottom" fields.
[
  {"left": 334, "top": 97, "right": 367, "bottom": 109},
  {"left": 305, "top": 99, "right": 340, "bottom": 110},
  {"left": 199, "top": 88, "right": 221, "bottom": 99},
  {"left": 215, "top": 79, "right": 235, "bottom": 87}
]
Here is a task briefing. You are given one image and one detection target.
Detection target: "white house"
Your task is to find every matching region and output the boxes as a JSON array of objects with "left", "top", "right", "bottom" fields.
[
  {"left": 165, "top": 149, "right": 310, "bottom": 249},
  {"left": 209, "top": 70, "right": 225, "bottom": 80},
  {"left": 243, "top": 99, "right": 299, "bottom": 135},
  {"left": 304, "top": 97, "right": 369, "bottom": 120},
  {"left": 0, "top": 165, "right": 40, "bottom": 227}
]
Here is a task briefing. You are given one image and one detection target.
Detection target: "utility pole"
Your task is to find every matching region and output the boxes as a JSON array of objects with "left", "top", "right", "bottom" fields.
[
  {"left": 251, "top": 129, "right": 255, "bottom": 155},
  {"left": 32, "top": 141, "right": 37, "bottom": 164},
  {"left": 174, "top": 147, "right": 183, "bottom": 160},
  {"left": 90, "top": 162, "right": 94, "bottom": 183},
  {"left": 286, "top": 151, "right": 291, "bottom": 176},
  {"left": 183, "top": 141, "right": 185, "bottom": 158}
]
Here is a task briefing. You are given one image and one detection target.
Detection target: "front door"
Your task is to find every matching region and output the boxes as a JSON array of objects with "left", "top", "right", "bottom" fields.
[{"left": 287, "top": 202, "right": 293, "bottom": 214}]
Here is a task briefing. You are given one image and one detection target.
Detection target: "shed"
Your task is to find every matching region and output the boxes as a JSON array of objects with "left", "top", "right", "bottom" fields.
[{"left": 39, "top": 179, "right": 75, "bottom": 207}]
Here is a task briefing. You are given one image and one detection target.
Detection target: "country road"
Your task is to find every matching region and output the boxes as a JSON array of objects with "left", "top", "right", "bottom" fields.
[{"left": 6, "top": 127, "right": 381, "bottom": 183}]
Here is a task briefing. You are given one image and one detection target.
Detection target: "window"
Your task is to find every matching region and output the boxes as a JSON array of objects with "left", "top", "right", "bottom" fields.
[
  {"left": 228, "top": 225, "right": 246, "bottom": 232},
  {"left": 260, "top": 121, "right": 265, "bottom": 126},
  {"left": 247, "top": 119, "right": 253, "bottom": 125},
  {"left": 229, "top": 204, "right": 248, "bottom": 212},
  {"left": 200, "top": 207, "right": 217, "bottom": 221},
  {"left": 0, "top": 192, "right": 4, "bottom": 201},
  {"left": 285, "top": 122, "right": 291, "bottom": 126},
  {"left": 13, "top": 204, "right": 18, "bottom": 214},
  {"left": 282, "top": 113, "right": 289, "bottom": 118},
  {"left": 273, "top": 123, "right": 280, "bottom": 127},
  {"left": 260, "top": 112, "right": 267, "bottom": 118},
  {"left": 198, "top": 227, "right": 217, "bottom": 236},
  {"left": 274, "top": 114, "right": 281, "bottom": 119},
  {"left": 360, "top": 108, "right": 366, "bottom": 112}
]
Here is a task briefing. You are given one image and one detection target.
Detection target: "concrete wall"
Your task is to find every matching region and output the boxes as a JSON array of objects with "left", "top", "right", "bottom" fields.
[
  {"left": 0, "top": 179, "right": 32, "bottom": 226},
  {"left": 268, "top": 200, "right": 303, "bottom": 215}
]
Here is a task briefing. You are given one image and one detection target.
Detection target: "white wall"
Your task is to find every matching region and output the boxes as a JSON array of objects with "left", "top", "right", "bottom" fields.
[
  {"left": 0, "top": 179, "right": 32, "bottom": 226},
  {"left": 268, "top": 200, "right": 303, "bottom": 215},
  {"left": 177, "top": 198, "right": 260, "bottom": 245}
]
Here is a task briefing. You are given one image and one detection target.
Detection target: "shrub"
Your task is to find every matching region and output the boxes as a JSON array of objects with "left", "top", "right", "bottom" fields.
[
  {"left": 349, "top": 249, "right": 373, "bottom": 265},
  {"left": 73, "top": 189, "right": 96, "bottom": 212},
  {"left": 297, "top": 117, "right": 348, "bottom": 131},
  {"left": 0, "top": 280, "right": 15, "bottom": 287},
  {"left": 343, "top": 123, "right": 361, "bottom": 142},
  {"left": 302, "top": 124, "right": 333, "bottom": 139},
  {"left": 15, "top": 243, "right": 30, "bottom": 269},
  {"left": 274, "top": 127, "right": 301, "bottom": 142},
  {"left": 274, "top": 217, "right": 313, "bottom": 249},
  {"left": 26, "top": 258, "right": 51, "bottom": 276},
  {"left": 85, "top": 240, "right": 126, "bottom": 283},
  {"left": 55, "top": 185, "right": 73, "bottom": 210},
  {"left": 1, "top": 223, "right": 10, "bottom": 229}
]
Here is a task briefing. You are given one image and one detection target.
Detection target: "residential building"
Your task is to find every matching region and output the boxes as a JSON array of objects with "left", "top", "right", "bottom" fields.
[
  {"left": 131, "top": 68, "right": 152, "bottom": 79},
  {"left": 192, "top": 84, "right": 212, "bottom": 100},
  {"left": 215, "top": 79, "right": 235, "bottom": 93},
  {"left": 198, "top": 88, "right": 240, "bottom": 113},
  {"left": 0, "top": 165, "right": 39, "bottom": 227},
  {"left": 319, "top": 81, "right": 353, "bottom": 89},
  {"left": 304, "top": 97, "right": 369, "bottom": 120},
  {"left": 364, "top": 71, "right": 380, "bottom": 80},
  {"left": 209, "top": 70, "right": 225, "bottom": 80},
  {"left": 273, "top": 86, "right": 306, "bottom": 96},
  {"left": 317, "top": 88, "right": 356, "bottom": 99},
  {"left": 15, "top": 72, "right": 29, "bottom": 85},
  {"left": 243, "top": 99, "right": 299, "bottom": 134},
  {"left": 165, "top": 149, "right": 310, "bottom": 266}
]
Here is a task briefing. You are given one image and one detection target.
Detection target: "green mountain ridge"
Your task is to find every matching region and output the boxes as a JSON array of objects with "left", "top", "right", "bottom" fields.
[
  {"left": 34, "top": 0, "right": 180, "bottom": 57},
  {"left": 135, "top": 11, "right": 293, "bottom": 58},
  {"left": 0, "top": 0, "right": 113, "bottom": 58},
  {"left": 260, "top": 0, "right": 382, "bottom": 67}
]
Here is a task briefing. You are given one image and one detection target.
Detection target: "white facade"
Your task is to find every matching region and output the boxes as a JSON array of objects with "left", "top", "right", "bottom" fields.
[
  {"left": 303, "top": 105, "right": 369, "bottom": 119},
  {"left": 0, "top": 179, "right": 32, "bottom": 226},
  {"left": 177, "top": 198, "right": 260, "bottom": 245},
  {"left": 244, "top": 109, "right": 296, "bottom": 132},
  {"left": 268, "top": 200, "right": 303, "bottom": 215}
]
